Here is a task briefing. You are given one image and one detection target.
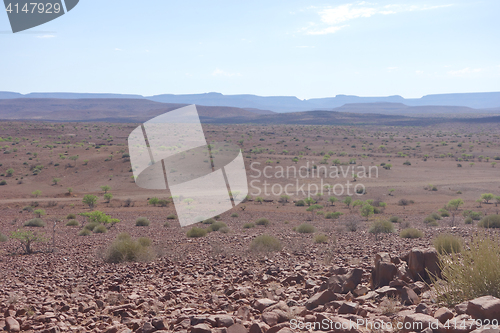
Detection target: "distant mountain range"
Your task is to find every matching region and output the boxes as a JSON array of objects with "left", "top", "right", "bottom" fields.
[{"left": 1, "top": 91, "right": 499, "bottom": 113}]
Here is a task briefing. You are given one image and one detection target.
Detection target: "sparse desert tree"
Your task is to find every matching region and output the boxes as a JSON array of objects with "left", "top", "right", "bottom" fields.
[
  {"left": 32, "top": 190, "right": 41, "bottom": 198},
  {"left": 329, "top": 196, "right": 338, "bottom": 206},
  {"left": 69, "top": 155, "right": 79, "bottom": 166},
  {"left": 388, "top": 188, "right": 395, "bottom": 196},
  {"left": 492, "top": 162, "right": 497, "bottom": 168},
  {"left": 495, "top": 196, "right": 500, "bottom": 207},
  {"left": 444, "top": 198, "right": 464, "bottom": 227},
  {"left": 279, "top": 195, "right": 290, "bottom": 205},
  {"left": 83, "top": 194, "right": 98, "bottom": 210},
  {"left": 67, "top": 187, "right": 73, "bottom": 195},
  {"left": 183, "top": 198, "right": 194, "bottom": 205},
  {"left": 100, "top": 185, "right": 111, "bottom": 193},
  {"left": 52, "top": 177, "right": 60, "bottom": 185},
  {"left": 255, "top": 196, "right": 264, "bottom": 204},
  {"left": 6, "top": 168, "right": 14, "bottom": 177},
  {"left": 104, "top": 193, "right": 113, "bottom": 203},
  {"left": 33, "top": 209, "right": 46, "bottom": 218},
  {"left": 360, "top": 203, "right": 374, "bottom": 220},
  {"left": 304, "top": 197, "right": 315, "bottom": 206},
  {"left": 306, "top": 204, "right": 323, "bottom": 220},
  {"left": 343, "top": 196, "right": 352, "bottom": 209},
  {"left": 480, "top": 193, "right": 494, "bottom": 204},
  {"left": 10, "top": 230, "right": 47, "bottom": 254},
  {"left": 148, "top": 197, "right": 159, "bottom": 206},
  {"left": 369, "top": 220, "right": 394, "bottom": 240}
]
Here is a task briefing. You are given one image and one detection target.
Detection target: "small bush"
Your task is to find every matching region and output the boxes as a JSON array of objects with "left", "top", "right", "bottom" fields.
[
  {"left": 465, "top": 217, "right": 473, "bottom": 224},
  {"left": 314, "top": 233, "right": 328, "bottom": 243},
  {"left": 104, "top": 233, "right": 154, "bottom": 263},
  {"left": 66, "top": 220, "right": 79, "bottom": 226},
  {"left": 256, "top": 218, "right": 270, "bottom": 226},
  {"left": 433, "top": 234, "right": 462, "bottom": 254},
  {"left": 208, "top": 221, "right": 227, "bottom": 232},
  {"left": 295, "top": 200, "right": 305, "bottom": 206},
  {"left": 187, "top": 227, "right": 207, "bottom": 238},
  {"left": 325, "top": 212, "right": 342, "bottom": 219},
  {"left": 296, "top": 223, "right": 315, "bottom": 233},
  {"left": 219, "top": 227, "right": 230, "bottom": 233},
  {"left": 439, "top": 209, "right": 450, "bottom": 217},
  {"left": 243, "top": 223, "right": 255, "bottom": 229},
  {"left": 164, "top": 222, "right": 170, "bottom": 228},
  {"left": 231, "top": 213, "right": 239, "bottom": 217},
  {"left": 166, "top": 214, "right": 176, "bottom": 219},
  {"left": 369, "top": 220, "right": 394, "bottom": 236},
  {"left": 0, "top": 180, "right": 7, "bottom": 186},
  {"left": 93, "top": 225, "right": 107, "bottom": 233},
  {"left": 78, "top": 229, "right": 91, "bottom": 236},
  {"left": 0, "top": 233, "right": 7, "bottom": 242},
  {"left": 66, "top": 213, "right": 76, "bottom": 219},
  {"left": 250, "top": 234, "right": 282, "bottom": 253},
  {"left": 203, "top": 218, "right": 216, "bottom": 225},
  {"left": 400, "top": 228, "right": 423, "bottom": 239},
  {"left": 478, "top": 215, "right": 500, "bottom": 228},
  {"left": 390, "top": 216, "right": 401, "bottom": 223},
  {"left": 430, "top": 212, "right": 442, "bottom": 220},
  {"left": 469, "top": 211, "right": 483, "bottom": 221},
  {"left": 432, "top": 234, "right": 500, "bottom": 305},
  {"left": 398, "top": 199, "right": 410, "bottom": 206},
  {"left": 83, "top": 222, "right": 99, "bottom": 231},
  {"left": 424, "top": 216, "right": 436, "bottom": 224},
  {"left": 24, "top": 218, "right": 45, "bottom": 227},
  {"left": 135, "top": 217, "right": 150, "bottom": 226}
]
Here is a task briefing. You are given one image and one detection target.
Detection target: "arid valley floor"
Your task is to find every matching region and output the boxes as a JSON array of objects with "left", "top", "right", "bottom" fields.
[{"left": 0, "top": 120, "right": 499, "bottom": 333}]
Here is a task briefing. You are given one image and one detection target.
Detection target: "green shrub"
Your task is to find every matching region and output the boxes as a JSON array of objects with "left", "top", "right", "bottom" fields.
[
  {"left": 203, "top": 218, "right": 216, "bottom": 225},
  {"left": 104, "top": 233, "right": 155, "bottom": 263},
  {"left": 231, "top": 213, "right": 239, "bottom": 217},
  {"left": 430, "top": 212, "right": 442, "bottom": 220},
  {"left": 295, "top": 200, "right": 305, "bottom": 206},
  {"left": 66, "top": 213, "right": 76, "bottom": 219},
  {"left": 208, "top": 221, "right": 227, "bottom": 232},
  {"left": 369, "top": 220, "right": 394, "bottom": 237},
  {"left": 250, "top": 234, "right": 282, "bottom": 253},
  {"left": 243, "top": 223, "right": 255, "bottom": 229},
  {"left": 24, "top": 218, "right": 45, "bottom": 227},
  {"left": 478, "top": 215, "right": 500, "bottom": 228},
  {"left": 465, "top": 217, "right": 473, "bottom": 224},
  {"left": 255, "top": 218, "right": 270, "bottom": 226},
  {"left": 296, "top": 223, "right": 315, "bottom": 233},
  {"left": 433, "top": 234, "right": 462, "bottom": 254},
  {"left": 164, "top": 222, "right": 170, "bottom": 228},
  {"left": 135, "top": 217, "right": 150, "bottom": 226},
  {"left": 167, "top": 214, "right": 176, "bottom": 219},
  {"left": 0, "top": 232, "right": 7, "bottom": 242},
  {"left": 390, "top": 216, "right": 401, "bottom": 223},
  {"left": 66, "top": 220, "right": 79, "bottom": 226},
  {"left": 80, "top": 211, "right": 120, "bottom": 226},
  {"left": 325, "top": 212, "right": 342, "bottom": 219},
  {"left": 219, "top": 227, "right": 230, "bottom": 233},
  {"left": 78, "top": 229, "right": 91, "bottom": 236},
  {"left": 93, "top": 225, "right": 107, "bottom": 233},
  {"left": 439, "top": 209, "right": 450, "bottom": 217},
  {"left": 469, "top": 211, "right": 483, "bottom": 221},
  {"left": 83, "top": 222, "right": 99, "bottom": 231},
  {"left": 314, "top": 234, "right": 328, "bottom": 243},
  {"left": 432, "top": 234, "right": 500, "bottom": 306},
  {"left": 186, "top": 227, "right": 207, "bottom": 238},
  {"left": 400, "top": 228, "right": 423, "bottom": 239},
  {"left": 424, "top": 216, "right": 436, "bottom": 224}
]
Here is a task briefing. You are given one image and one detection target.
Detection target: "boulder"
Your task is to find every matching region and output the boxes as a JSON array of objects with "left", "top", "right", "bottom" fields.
[
  {"left": 254, "top": 299, "right": 277, "bottom": 312},
  {"left": 328, "top": 268, "right": 364, "bottom": 294},
  {"left": 371, "top": 253, "right": 398, "bottom": 288},
  {"left": 407, "top": 248, "right": 440, "bottom": 282},
  {"left": 402, "top": 313, "right": 445, "bottom": 333},
  {"left": 401, "top": 286, "right": 420, "bottom": 305},
  {"left": 434, "top": 307, "right": 453, "bottom": 324},
  {"left": 305, "top": 290, "right": 340, "bottom": 310},
  {"left": 5, "top": 317, "right": 21, "bottom": 332},
  {"left": 467, "top": 296, "right": 500, "bottom": 320}
]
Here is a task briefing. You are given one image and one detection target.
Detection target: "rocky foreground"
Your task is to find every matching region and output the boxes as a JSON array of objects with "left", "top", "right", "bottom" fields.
[{"left": 1, "top": 245, "right": 499, "bottom": 333}]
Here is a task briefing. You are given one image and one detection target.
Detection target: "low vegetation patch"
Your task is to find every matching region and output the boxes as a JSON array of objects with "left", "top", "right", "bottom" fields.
[
  {"left": 93, "top": 225, "right": 107, "bottom": 233},
  {"left": 166, "top": 214, "right": 176, "bottom": 220},
  {"left": 208, "top": 221, "right": 227, "bottom": 232},
  {"left": 135, "top": 217, "right": 150, "bottom": 226},
  {"left": 78, "top": 229, "right": 91, "bottom": 236},
  {"left": 255, "top": 218, "right": 270, "bottom": 226},
  {"left": 314, "top": 234, "right": 328, "bottom": 243},
  {"left": 0, "top": 232, "right": 7, "bottom": 242},
  {"left": 243, "top": 223, "right": 255, "bottom": 229},
  {"left": 325, "top": 212, "right": 342, "bottom": 219},
  {"left": 66, "top": 220, "right": 79, "bottom": 226},
  {"left": 400, "top": 228, "right": 423, "bottom": 239},
  {"left": 296, "top": 223, "right": 315, "bottom": 233},
  {"left": 478, "top": 215, "right": 500, "bottom": 228},
  {"left": 432, "top": 234, "right": 500, "bottom": 306},
  {"left": 104, "top": 233, "right": 155, "bottom": 263},
  {"left": 186, "top": 227, "right": 207, "bottom": 238},
  {"left": 66, "top": 213, "right": 76, "bottom": 220},
  {"left": 369, "top": 220, "right": 394, "bottom": 239},
  {"left": 83, "top": 222, "right": 99, "bottom": 231},
  {"left": 250, "top": 234, "right": 282, "bottom": 253},
  {"left": 390, "top": 216, "right": 401, "bottom": 223},
  {"left": 433, "top": 234, "right": 462, "bottom": 254},
  {"left": 24, "top": 218, "right": 45, "bottom": 227},
  {"left": 231, "top": 213, "right": 239, "bottom": 217},
  {"left": 203, "top": 218, "right": 216, "bottom": 225}
]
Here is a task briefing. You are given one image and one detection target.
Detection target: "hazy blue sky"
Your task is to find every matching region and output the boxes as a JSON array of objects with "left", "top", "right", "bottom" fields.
[{"left": 1, "top": 0, "right": 499, "bottom": 99}]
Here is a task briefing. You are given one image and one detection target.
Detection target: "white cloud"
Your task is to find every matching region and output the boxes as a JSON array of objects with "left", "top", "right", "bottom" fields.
[
  {"left": 387, "top": 66, "right": 398, "bottom": 71},
  {"left": 36, "top": 35, "right": 55, "bottom": 38},
  {"left": 306, "top": 25, "right": 349, "bottom": 35},
  {"left": 415, "top": 70, "right": 424, "bottom": 75},
  {"left": 114, "top": 48, "right": 122, "bottom": 51},
  {"left": 303, "top": 2, "right": 453, "bottom": 35},
  {"left": 448, "top": 68, "right": 482, "bottom": 76},
  {"left": 212, "top": 68, "right": 240, "bottom": 77},
  {"left": 296, "top": 45, "right": 316, "bottom": 48}
]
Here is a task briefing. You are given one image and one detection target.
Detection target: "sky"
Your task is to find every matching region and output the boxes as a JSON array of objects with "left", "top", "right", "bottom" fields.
[{"left": 1, "top": 0, "right": 499, "bottom": 99}]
